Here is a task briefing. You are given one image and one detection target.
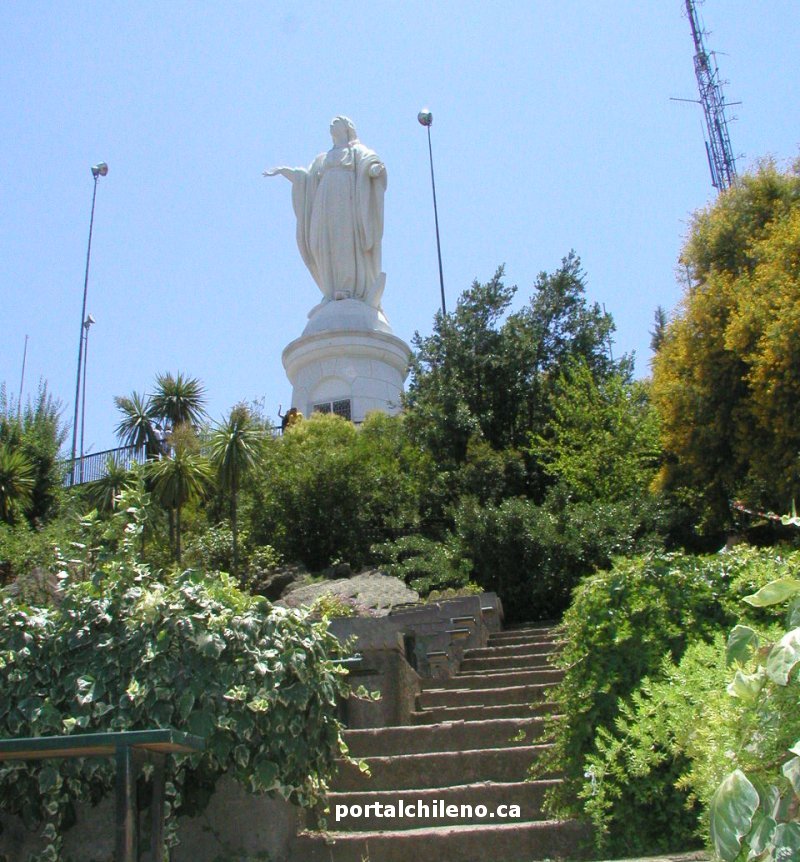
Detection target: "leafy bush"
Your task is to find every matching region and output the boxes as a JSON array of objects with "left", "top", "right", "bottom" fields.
[
  {"left": 576, "top": 552, "right": 800, "bottom": 858},
  {"left": 706, "top": 574, "right": 800, "bottom": 862},
  {"left": 579, "top": 638, "right": 735, "bottom": 854},
  {"left": 425, "top": 582, "right": 483, "bottom": 603},
  {"left": 184, "top": 522, "right": 240, "bottom": 571},
  {"left": 530, "top": 361, "right": 660, "bottom": 505},
  {"left": 184, "top": 523, "right": 282, "bottom": 588},
  {"left": 0, "top": 522, "right": 61, "bottom": 587},
  {"left": 454, "top": 494, "right": 664, "bottom": 622},
  {"left": 371, "top": 533, "right": 472, "bottom": 596},
  {"left": 247, "top": 413, "right": 430, "bottom": 571},
  {"left": 535, "top": 550, "right": 741, "bottom": 812},
  {"left": 0, "top": 382, "right": 67, "bottom": 525},
  {"left": 0, "top": 521, "right": 350, "bottom": 860},
  {"left": 538, "top": 544, "right": 800, "bottom": 855},
  {"left": 309, "top": 593, "right": 377, "bottom": 620}
]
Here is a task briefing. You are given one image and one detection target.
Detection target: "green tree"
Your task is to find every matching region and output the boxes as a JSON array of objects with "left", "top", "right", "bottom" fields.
[
  {"left": 531, "top": 360, "right": 660, "bottom": 504},
  {"left": 149, "top": 372, "right": 207, "bottom": 433},
  {"left": 0, "top": 382, "right": 66, "bottom": 524},
  {"left": 209, "top": 404, "right": 264, "bottom": 574},
  {"left": 114, "top": 391, "right": 162, "bottom": 458},
  {"left": 652, "top": 160, "right": 800, "bottom": 529},
  {"left": 146, "top": 436, "right": 214, "bottom": 563},
  {"left": 649, "top": 305, "right": 668, "bottom": 354},
  {"left": 85, "top": 455, "right": 135, "bottom": 514},
  {"left": 248, "top": 412, "right": 428, "bottom": 571},
  {"left": 405, "top": 254, "right": 619, "bottom": 499},
  {"left": 0, "top": 445, "right": 35, "bottom": 524}
]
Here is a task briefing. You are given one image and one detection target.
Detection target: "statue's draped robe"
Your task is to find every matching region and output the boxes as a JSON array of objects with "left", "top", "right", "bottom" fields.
[{"left": 290, "top": 142, "right": 386, "bottom": 306}]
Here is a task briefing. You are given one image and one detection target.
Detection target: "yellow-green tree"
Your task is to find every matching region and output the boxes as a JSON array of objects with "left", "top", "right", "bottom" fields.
[{"left": 652, "top": 160, "right": 800, "bottom": 528}]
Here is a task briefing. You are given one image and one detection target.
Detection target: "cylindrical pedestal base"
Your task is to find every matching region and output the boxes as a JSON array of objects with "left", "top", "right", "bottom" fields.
[{"left": 282, "top": 326, "right": 410, "bottom": 423}]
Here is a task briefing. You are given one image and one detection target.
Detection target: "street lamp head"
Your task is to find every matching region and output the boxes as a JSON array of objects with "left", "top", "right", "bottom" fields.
[
  {"left": 84, "top": 314, "right": 96, "bottom": 329},
  {"left": 91, "top": 162, "right": 108, "bottom": 178},
  {"left": 417, "top": 109, "right": 433, "bottom": 127}
]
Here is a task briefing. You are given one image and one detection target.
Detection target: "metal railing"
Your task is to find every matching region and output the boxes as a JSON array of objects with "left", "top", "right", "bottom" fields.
[{"left": 63, "top": 444, "right": 148, "bottom": 488}]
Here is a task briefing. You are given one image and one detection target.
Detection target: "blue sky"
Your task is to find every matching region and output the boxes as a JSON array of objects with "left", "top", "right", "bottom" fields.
[{"left": 1, "top": 1, "right": 798, "bottom": 454}]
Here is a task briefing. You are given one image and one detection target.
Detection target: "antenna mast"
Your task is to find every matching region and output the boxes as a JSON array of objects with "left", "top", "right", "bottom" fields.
[{"left": 684, "top": 0, "right": 737, "bottom": 191}]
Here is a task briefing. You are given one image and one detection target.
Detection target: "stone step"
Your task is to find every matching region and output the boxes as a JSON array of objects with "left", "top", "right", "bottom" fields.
[
  {"left": 488, "top": 628, "right": 560, "bottom": 645},
  {"left": 290, "top": 819, "right": 589, "bottom": 862},
  {"left": 422, "top": 668, "right": 564, "bottom": 691},
  {"left": 321, "top": 779, "right": 562, "bottom": 831},
  {"left": 501, "top": 621, "right": 559, "bottom": 631},
  {"left": 343, "top": 716, "right": 553, "bottom": 757},
  {"left": 332, "top": 744, "right": 552, "bottom": 792},
  {"left": 418, "top": 681, "right": 555, "bottom": 710},
  {"left": 410, "top": 700, "right": 558, "bottom": 724},
  {"left": 460, "top": 653, "right": 555, "bottom": 673},
  {"left": 464, "top": 642, "right": 560, "bottom": 660}
]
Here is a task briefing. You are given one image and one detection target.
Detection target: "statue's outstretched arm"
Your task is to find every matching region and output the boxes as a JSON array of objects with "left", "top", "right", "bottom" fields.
[{"left": 263, "top": 167, "right": 304, "bottom": 181}]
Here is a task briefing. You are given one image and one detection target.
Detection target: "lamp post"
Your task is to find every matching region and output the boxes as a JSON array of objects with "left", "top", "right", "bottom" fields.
[
  {"left": 417, "top": 109, "right": 446, "bottom": 316},
  {"left": 79, "top": 314, "right": 95, "bottom": 483},
  {"left": 70, "top": 162, "right": 107, "bottom": 485}
]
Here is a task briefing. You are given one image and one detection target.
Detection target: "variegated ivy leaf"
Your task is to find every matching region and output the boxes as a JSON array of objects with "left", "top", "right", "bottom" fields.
[
  {"left": 726, "top": 625, "right": 760, "bottom": 667},
  {"left": 765, "top": 627, "right": 800, "bottom": 686},
  {"left": 727, "top": 667, "right": 767, "bottom": 703},
  {"left": 710, "top": 769, "right": 760, "bottom": 862},
  {"left": 782, "top": 756, "right": 800, "bottom": 796},
  {"left": 743, "top": 579, "right": 800, "bottom": 608},
  {"left": 771, "top": 822, "right": 800, "bottom": 857},
  {"left": 746, "top": 812, "right": 776, "bottom": 861}
]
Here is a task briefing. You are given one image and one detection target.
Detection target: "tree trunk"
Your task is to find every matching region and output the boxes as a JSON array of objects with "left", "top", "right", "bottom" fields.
[
  {"left": 231, "top": 473, "right": 238, "bottom": 577},
  {"left": 175, "top": 505, "right": 182, "bottom": 564}
]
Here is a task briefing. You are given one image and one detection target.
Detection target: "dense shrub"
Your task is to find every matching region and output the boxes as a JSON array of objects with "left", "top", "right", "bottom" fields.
[
  {"left": 0, "top": 523, "right": 60, "bottom": 587},
  {"left": 0, "top": 518, "right": 350, "bottom": 861},
  {"left": 247, "top": 413, "right": 431, "bottom": 571},
  {"left": 535, "top": 550, "right": 738, "bottom": 807},
  {"left": 454, "top": 494, "right": 664, "bottom": 622},
  {"left": 371, "top": 533, "right": 472, "bottom": 596},
  {"left": 183, "top": 522, "right": 281, "bottom": 587},
  {"left": 580, "top": 638, "right": 734, "bottom": 854},
  {"left": 538, "top": 545, "right": 800, "bottom": 851},
  {"left": 0, "top": 383, "right": 67, "bottom": 525},
  {"left": 575, "top": 547, "right": 800, "bottom": 856}
]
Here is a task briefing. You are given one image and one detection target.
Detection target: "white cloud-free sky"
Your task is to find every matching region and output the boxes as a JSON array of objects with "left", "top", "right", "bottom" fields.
[{"left": 1, "top": 1, "right": 798, "bottom": 453}]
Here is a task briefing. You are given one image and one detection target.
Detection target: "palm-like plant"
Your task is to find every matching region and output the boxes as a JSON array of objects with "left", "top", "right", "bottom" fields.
[
  {"left": 149, "top": 372, "right": 207, "bottom": 433},
  {"left": 114, "top": 391, "right": 162, "bottom": 459},
  {"left": 146, "top": 440, "right": 213, "bottom": 563},
  {"left": 209, "top": 405, "right": 264, "bottom": 574},
  {"left": 0, "top": 444, "right": 35, "bottom": 524},
  {"left": 86, "top": 456, "right": 135, "bottom": 514}
]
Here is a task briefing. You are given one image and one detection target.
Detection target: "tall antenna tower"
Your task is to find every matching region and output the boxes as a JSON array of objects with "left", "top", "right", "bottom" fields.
[{"left": 683, "top": 0, "right": 738, "bottom": 191}]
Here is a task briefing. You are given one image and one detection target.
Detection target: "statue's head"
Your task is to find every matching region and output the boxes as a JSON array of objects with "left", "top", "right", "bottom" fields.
[{"left": 330, "top": 116, "right": 357, "bottom": 144}]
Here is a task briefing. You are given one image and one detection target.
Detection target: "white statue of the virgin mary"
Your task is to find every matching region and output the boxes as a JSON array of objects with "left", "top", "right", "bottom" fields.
[{"left": 265, "top": 116, "right": 387, "bottom": 309}]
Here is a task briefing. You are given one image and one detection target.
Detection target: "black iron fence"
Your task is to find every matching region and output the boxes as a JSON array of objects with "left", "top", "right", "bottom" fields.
[
  {"left": 61, "top": 420, "right": 333, "bottom": 488},
  {"left": 63, "top": 444, "right": 148, "bottom": 488}
]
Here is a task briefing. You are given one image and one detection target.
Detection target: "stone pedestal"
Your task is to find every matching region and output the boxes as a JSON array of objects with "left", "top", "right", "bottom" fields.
[{"left": 282, "top": 298, "right": 410, "bottom": 422}]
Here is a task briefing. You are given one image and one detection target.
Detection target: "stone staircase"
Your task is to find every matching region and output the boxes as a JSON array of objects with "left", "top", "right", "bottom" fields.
[{"left": 290, "top": 623, "right": 589, "bottom": 862}]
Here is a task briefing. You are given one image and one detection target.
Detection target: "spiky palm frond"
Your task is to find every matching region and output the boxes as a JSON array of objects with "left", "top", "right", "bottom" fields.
[
  {"left": 209, "top": 404, "right": 264, "bottom": 573},
  {"left": 86, "top": 456, "right": 135, "bottom": 513},
  {"left": 0, "top": 445, "right": 35, "bottom": 524},
  {"left": 114, "top": 391, "right": 162, "bottom": 458},
  {"left": 149, "top": 372, "right": 207, "bottom": 431}
]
